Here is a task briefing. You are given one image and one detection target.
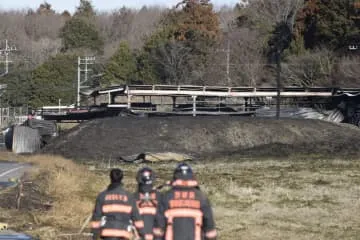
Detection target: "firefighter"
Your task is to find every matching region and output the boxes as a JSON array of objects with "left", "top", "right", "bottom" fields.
[
  {"left": 134, "top": 167, "right": 163, "bottom": 240},
  {"left": 90, "top": 168, "right": 145, "bottom": 240},
  {"left": 154, "top": 162, "right": 217, "bottom": 240}
]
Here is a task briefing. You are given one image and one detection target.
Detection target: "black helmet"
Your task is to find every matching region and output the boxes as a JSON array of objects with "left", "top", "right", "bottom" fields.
[
  {"left": 136, "top": 167, "right": 155, "bottom": 185},
  {"left": 173, "top": 162, "right": 194, "bottom": 180}
]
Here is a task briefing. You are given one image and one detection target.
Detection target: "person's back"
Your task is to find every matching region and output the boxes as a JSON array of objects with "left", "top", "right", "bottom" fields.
[
  {"left": 91, "top": 168, "right": 145, "bottom": 240},
  {"left": 134, "top": 167, "right": 163, "bottom": 240},
  {"left": 156, "top": 163, "right": 217, "bottom": 240}
]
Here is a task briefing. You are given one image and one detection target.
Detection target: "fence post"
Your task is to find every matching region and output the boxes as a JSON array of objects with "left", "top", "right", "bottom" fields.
[{"left": 192, "top": 96, "right": 197, "bottom": 117}]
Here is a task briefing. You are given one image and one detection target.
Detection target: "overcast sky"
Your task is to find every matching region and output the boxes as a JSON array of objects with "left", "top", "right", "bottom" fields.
[{"left": 0, "top": 0, "right": 239, "bottom": 12}]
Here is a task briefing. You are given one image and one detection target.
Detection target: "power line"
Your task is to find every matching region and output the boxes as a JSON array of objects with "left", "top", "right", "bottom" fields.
[{"left": 0, "top": 40, "right": 17, "bottom": 77}]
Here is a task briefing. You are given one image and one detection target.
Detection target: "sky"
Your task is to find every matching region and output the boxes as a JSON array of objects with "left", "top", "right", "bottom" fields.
[{"left": 0, "top": 0, "right": 239, "bottom": 13}]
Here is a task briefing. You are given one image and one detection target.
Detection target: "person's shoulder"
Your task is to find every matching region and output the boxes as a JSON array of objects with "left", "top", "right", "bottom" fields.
[
  {"left": 163, "top": 188, "right": 175, "bottom": 195},
  {"left": 132, "top": 191, "right": 139, "bottom": 198},
  {"left": 96, "top": 189, "right": 108, "bottom": 200},
  {"left": 157, "top": 188, "right": 174, "bottom": 201},
  {"left": 121, "top": 188, "right": 136, "bottom": 201},
  {"left": 195, "top": 188, "right": 210, "bottom": 201},
  {"left": 154, "top": 190, "right": 165, "bottom": 199}
]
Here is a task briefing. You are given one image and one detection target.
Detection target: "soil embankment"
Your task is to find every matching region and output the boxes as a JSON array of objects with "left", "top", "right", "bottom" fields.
[{"left": 42, "top": 116, "right": 360, "bottom": 161}]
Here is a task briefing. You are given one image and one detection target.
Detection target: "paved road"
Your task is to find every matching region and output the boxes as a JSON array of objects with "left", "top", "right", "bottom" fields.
[
  {"left": 0, "top": 162, "right": 35, "bottom": 240},
  {"left": 0, "top": 230, "right": 33, "bottom": 239},
  {"left": 0, "top": 161, "right": 31, "bottom": 183}
]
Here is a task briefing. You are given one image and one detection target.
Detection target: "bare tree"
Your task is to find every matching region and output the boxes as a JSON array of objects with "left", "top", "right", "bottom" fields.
[
  {"left": 228, "top": 28, "right": 266, "bottom": 86},
  {"left": 97, "top": 6, "right": 164, "bottom": 60},
  {"left": 333, "top": 56, "right": 360, "bottom": 87},
  {"left": 151, "top": 41, "right": 192, "bottom": 84},
  {"left": 282, "top": 49, "right": 336, "bottom": 87},
  {"left": 246, "top": 0, "right": 304, "bottom": 28},
  {"left": 24, "top": 13, "right": 65, "bottom": 40},
  {"left": 96, "top": 8, "right": 136, "bottom": 44},
  {"left": 127, "top": 6, "right": 164, "bottom": 48},
  {"left": 216, "top": 6, "right": 237, "bottom": 32}
]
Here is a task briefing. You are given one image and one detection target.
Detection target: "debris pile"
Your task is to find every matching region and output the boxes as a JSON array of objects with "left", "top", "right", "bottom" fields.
[{"left": 42, "top": 116, "right": 360, "bottom": 161}]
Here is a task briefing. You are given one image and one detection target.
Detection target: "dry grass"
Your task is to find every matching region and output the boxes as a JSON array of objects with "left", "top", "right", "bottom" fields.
[
  {"left": 0, "top": 152, "right": 108, "bottom": 239},
  {"left": 118, "top": 158, "right": 360, "bottom": 240},
  {"left": 197, "top": 159, "right": 360, "bottom": 240},
  {"left": 57, "top": 122, "right": 80, "bottom": 131},
  {"left": 1, "top": 153, "right": 360, "bottom": 240}
]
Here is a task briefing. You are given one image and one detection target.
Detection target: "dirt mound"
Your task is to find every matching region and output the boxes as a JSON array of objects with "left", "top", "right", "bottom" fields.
[{"left": 42, "top": 116, "right": 360, "bottom": 161}]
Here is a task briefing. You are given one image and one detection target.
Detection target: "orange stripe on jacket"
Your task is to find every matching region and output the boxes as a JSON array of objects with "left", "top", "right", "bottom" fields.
[
  {"left": 145, "top": 234, "right": 154, "bottom": 240},
  {"left": 139, "top": 207, "right": 157, "bottom": 215},
  {"left": 172, "top": 179, "right": 198, "bottom": 187},
  {"left": 153, "top": 228, "right": 164, "bottom": 237},
  {"left": 90, "top": 221, "right": 101, "bottom": 229},
  {"left": 102, "top": 204, "right": 132, "bottom": 213},
  {"left": 134, "top": 220, "right": 144, "bottom": 228},
  {"left": 205, "top": 229, "right": 217, "bottom": 238},
  {"left": 101, "top": 229, "right": 132, "bottom": 238}
]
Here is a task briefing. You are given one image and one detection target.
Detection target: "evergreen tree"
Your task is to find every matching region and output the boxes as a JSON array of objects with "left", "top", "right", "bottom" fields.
[
  {"left": 103, "top": 41, "right": 137, "bottom": 86},
  {"left": 169, "top": 0, "right": 220, "bottom": 42},
  {"left": 29, "top": 54, "right": 77, "bottom": 108},
  {"left": 59, "top": 17, "right": 104, "bottom": 54},
  {"left": 0, "top": 70, "right": 32, "bottom": 107},
  {"left": 137, "top": 0, "right": 221, "bottom": 84},
  {"left": 36, "top": 1, "right": 55, "bottom": 15},
  {"left": 59, "top": 0, "right": 103, "bottom": 54},
  {"left": 300, "top": 0, "right": 359, "bottom": 50},
  {"left": 74, "top": 0, "right": 96, "bottom": 19}
]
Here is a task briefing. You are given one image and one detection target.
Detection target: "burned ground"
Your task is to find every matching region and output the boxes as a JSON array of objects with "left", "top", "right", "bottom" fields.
[
  {"left": 0, "top": 173, "right": 52, "bottom": 211},
  {"left": 42, "top": 116, "right": 360, "bottom": 161}
]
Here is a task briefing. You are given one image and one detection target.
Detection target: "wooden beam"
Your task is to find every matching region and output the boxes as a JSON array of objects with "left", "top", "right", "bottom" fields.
[{"left": 124, "top": 90, "right": 332, "bottom": 97}]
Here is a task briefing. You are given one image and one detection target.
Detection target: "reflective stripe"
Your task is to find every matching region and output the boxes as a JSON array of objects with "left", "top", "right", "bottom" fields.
[
  {"left": 205, "top": 229, "right": 217, "bottom": 238},
  {"left": 134, "top": 220, "right": 144, "bottom": 228},
  {"left": 153, "top": 228, "right": 164, "bottom": 237},
  {"left": 139, "top": 207, "right": 157, "bottom": 215},
  {"left": 165, "top": 208, "right": 203, "bottom": 220},
  {"left": 145, "top": 234, "right": 154, "bottom": 240},
  {"left": 172, "top": 180, "right": 198, "bottom": 187},
  {"left": 102, "top": 204, "right": 132, "bottom": 213},
  {"left": 165, "top": 225, "right": 173, "bottom": 240},
  {"left": 101, "top": 229, "right": 132, "bottom": 238},
  {"left": 165, "top": 208, "right": 203, "bottom": 240},
  {"left": 90, "top": 221, "right": 101, "bottom": 228}
]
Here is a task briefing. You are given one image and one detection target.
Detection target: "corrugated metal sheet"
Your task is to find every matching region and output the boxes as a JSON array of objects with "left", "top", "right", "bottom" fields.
[
  {"left": 255, "top": 107, "right": 344, "bottom": 123},
  {"left": 12, "top": 126, "right": 41, "bottom": 154}
]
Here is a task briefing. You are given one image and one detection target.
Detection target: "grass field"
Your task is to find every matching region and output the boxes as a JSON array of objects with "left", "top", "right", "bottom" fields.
[{"left": 1, "top": 153, "right": 360, "bottom": 239}]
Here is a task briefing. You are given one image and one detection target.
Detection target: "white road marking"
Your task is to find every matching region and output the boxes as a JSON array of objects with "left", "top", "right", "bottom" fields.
[{"left": 0, "top": 165, "right": 24, "bottom": 178}]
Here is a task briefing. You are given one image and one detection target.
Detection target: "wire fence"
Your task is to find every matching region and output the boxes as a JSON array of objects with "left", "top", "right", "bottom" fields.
[{"left": 0, "top": 107, "right": 29, "bottom": 129}]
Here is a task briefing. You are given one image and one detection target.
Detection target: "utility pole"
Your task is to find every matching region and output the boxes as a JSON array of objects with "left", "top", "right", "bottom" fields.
[
  {"left": 226, "top": 39, "right": 231, "bottom": 86},
  {"left": 216, "top": 39, "right": 231, "bottom": 86},
  {"left": 276, "top": 52, "right": 281, "bottom": 120},
  {"left": 0, "top": 40, "right": 17, "bottom": 77},
  {"left": 77, "top": 56, "right": 95, "bottom": 108}
]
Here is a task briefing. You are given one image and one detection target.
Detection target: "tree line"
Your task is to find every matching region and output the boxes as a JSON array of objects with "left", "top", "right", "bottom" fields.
[{"left": 0, "top": 0, "right": 359, "bottom": 108}]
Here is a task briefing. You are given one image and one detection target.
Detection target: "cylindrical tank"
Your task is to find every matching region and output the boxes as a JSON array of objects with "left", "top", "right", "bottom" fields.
[{"left": 4, "top": 125, "right": 14, "bottom": 151}]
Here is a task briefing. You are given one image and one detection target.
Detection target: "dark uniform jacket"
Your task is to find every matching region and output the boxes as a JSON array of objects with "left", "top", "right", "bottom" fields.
[
  {"left": 134, "top": 190, "right": 162, "bottom": 240},
  {"left": 90, "top": 183, "right": 145, "bottom": 240},
  {"left": 155, "top": 179, "right": 217, "bottom": 240}
]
